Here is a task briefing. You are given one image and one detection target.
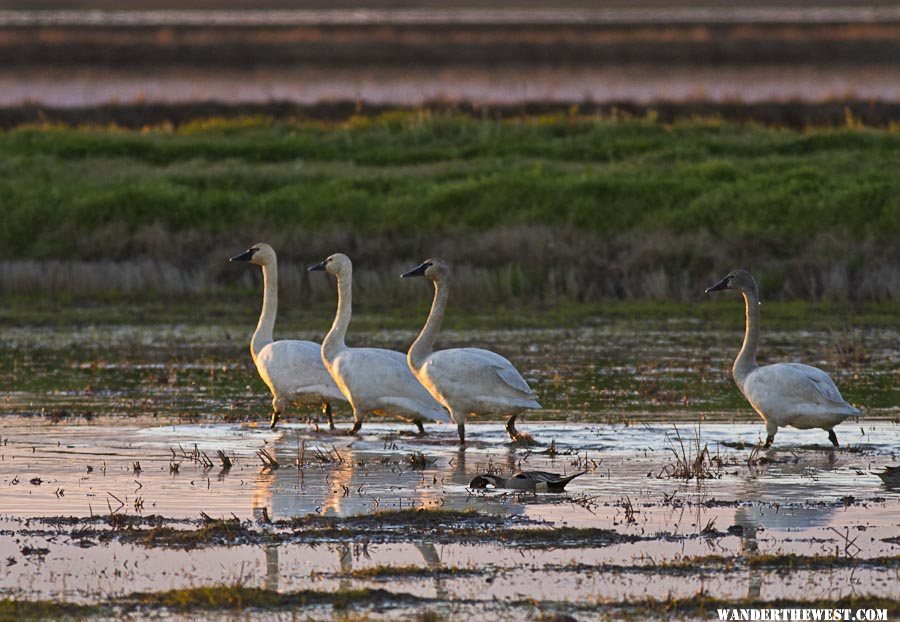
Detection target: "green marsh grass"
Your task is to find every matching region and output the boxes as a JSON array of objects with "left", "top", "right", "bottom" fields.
[{"left": 1, "top": 113, "right": 898, "bottom": 304}]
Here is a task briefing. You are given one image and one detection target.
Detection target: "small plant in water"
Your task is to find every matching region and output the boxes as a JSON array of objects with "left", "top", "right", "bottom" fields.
[
  {"left": 660, "top": 425, "right": 720, "bottom": 480},
  {"left": 405, "top": 452, "right": 435, "bottom": 469}
]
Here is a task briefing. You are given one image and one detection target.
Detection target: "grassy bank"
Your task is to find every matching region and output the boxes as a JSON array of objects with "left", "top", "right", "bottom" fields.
[
  {"left": 1, "top": 112, "right": 898, "bottom": 303},
  {"left": 1, "top": 297, "right": 895, "bottom": 334}
]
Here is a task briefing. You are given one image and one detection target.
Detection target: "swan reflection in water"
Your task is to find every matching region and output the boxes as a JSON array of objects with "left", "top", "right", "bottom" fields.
[
  {"left": 248, "top": 430, "right": 526, "bottom": 594},
  {"left": 733, "top": 451, "right": 840, "bottom": 599}
]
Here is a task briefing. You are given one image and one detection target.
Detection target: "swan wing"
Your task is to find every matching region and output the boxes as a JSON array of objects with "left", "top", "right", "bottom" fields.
[
  {"left": 257, "top": 340, "right": 346, "bottom": 403},
  {"left": 745, "top": 363, "right": 858, "bottom": 414},
  {"left": 493, "top": 363, "right": 538, "bottom": 398},
  {"left": 332, "top": 348, "right": 450, "bottom": 422},
  {"left": 377, "top": 397, "right": 452, "bottom": 423},
  {"left": 456, "top": 348, "right": 538, "bottom": 398},
  {"left": 780, "top": 363, "right": 852, "bottom": 405}
]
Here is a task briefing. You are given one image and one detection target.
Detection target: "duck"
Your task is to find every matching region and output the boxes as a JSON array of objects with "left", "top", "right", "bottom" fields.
[
  {"left": 401, "top": 258, "right": 541, "bottom": 444},
  {"left": 230, "top": 243, "right": 346, "bottom": 429},
  {"left": 469, "top": 470, "right": 586, "bottom": 493},
  {"left": 308, "top": 253, "right": 451, "bottom": 434},
  {"left": 875, "top": 466, "right": 900, "bottom": 488},
  {"left": 705, "top": 269, "right": 861, "bottom": 448}
]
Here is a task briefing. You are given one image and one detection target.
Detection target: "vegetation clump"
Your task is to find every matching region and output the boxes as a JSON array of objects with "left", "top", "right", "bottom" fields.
[
  {"left": 138, "top": 519, "right": 253, "bottom": 549},
  {"left": 1, "top": 113, "right": 897, "bottom": 304}
]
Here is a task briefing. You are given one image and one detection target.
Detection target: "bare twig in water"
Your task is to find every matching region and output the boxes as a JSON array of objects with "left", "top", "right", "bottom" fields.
[
  {"left": 258, "top": 507, "right": 271, "bottom": 524},
  {"left": 405, "top": 452, "right": 435, "bottom": 469},
  {"left": 296, "top": 439, "right": 306, "bottom": 469},
  {"left": 828, "top": 526, "right": 861, "bottom": 559},
  {"left": 257, "top": 448, "right": 279, "bottom": 471},
  {"left": 216, "top": 450, "right": 232, "bottom": 471},
  {"left": 312, "top": 445, "right": 343, "bottom": 464},
  {"left": 199, "top": 451, "right": 214, "bottom": 470},
  {"left": 620, "top": 496, "right": 638, "bottom": 524},
  {"left": 106, "top": 492, "right": 124, "bottom": 515}
]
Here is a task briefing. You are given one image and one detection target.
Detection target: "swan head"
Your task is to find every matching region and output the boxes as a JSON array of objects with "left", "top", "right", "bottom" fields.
[
  {"left": 230, "top": 243, "right": 275, "bottom": 267},
  {"left": 401, "top": 258, "right": 449, "bottom": 281},
  {"left": 469, "top": 474, "right": 502, "bottom": 489},
  {"left": 308, "top": 253, "right": 352, "bottom": 277},
  {"left": 705, "top": 269, "right": 757, "bottom": 295}
]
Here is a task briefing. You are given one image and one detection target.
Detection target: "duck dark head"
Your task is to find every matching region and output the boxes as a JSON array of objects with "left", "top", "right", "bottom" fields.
[{"left": 469, "top": 474, "right": 502, "bottom": 489}]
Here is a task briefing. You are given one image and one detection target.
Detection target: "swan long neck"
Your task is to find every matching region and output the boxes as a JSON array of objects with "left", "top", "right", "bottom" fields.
[
  {"left": 733, "top": 286, "right": 760, "bottom": 385},
  {"left": 251, "top": 261, "right": 277, "bottom": 360},
  {"left": 409, "top": 277, "right": 449, "bottom": 371},
  {"left": 322, "top": 268, "right": 351, "bottom": 363}
]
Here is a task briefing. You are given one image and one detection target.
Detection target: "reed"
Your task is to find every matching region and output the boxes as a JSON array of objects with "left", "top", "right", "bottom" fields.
[{"left": 0, "top": 227, "right": 894, "bottom": 303}]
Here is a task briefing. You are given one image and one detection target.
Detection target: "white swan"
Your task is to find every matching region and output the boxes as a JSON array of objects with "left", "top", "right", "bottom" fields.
[
  {"left": 307, "top": 253, "right": 451, "bottom": 434},
  {"left": 230, "top": 243, "right": 346, "bottom": 429},
  {"left": 401, "top": 258, "right": 541, "bottom": 444},
  {"left": 705, "top": 269, "right": 861, "bottom": 448}
]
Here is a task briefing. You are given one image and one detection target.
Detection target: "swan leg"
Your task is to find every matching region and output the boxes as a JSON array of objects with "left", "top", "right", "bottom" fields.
[
  {"left": 828, "top": 430, "right": 839, "bottom": 447},
  {"left": 270, "top": 397, "right": 284, "bottom": 430},
  {"left": 457, "top": 423, "right": 466, "bottom": 445},
  {"left": 762, "top": 420, "right": 778, "bottom": 449},
  {"left": 415, "top": 420, "right": 425, "bottom": 435},
  {"left": 323, "top": 402, "right": 335, "bottom": 431},
  {"left": 505, "top": 413, "right": 520, "bottom": 441}
]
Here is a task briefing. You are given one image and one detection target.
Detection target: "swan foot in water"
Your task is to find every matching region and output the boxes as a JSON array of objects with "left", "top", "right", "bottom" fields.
[
  {"left": 506, "top": 414, "right": 538, "bottom": 446},
  {"left": 323, "top": 402, "right": 335, "bottom": 431},
  {"left": 505, "top": 413, "right": 519, "bottom": 440},
  {"left": 763, "top": 434, "right": 775, "bottom": 449},
  {"left": 345, "top": 420, "right": 362, "bottom": 436},
  {"left": 457, "top": 423, "right": 466, "bottom": 445},
  {"left": 828, "top": 430, "right": 839, "bottom": 447},
  {"left": 415, "top": 420, "right": 425, "bottom": 435}
]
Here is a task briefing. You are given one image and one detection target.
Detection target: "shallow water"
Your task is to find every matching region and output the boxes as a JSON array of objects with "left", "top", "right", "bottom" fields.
[
  {"left": 1, "top": 418, "right": 896, "bottom": 520},
  {"left": 0, "top": 418, "right": 898, "bottom": 604},
  {"left": 7, "top": 64, "right": 900, "bottom": 108},
  {"left": 2, "top": 320, "right": 895, "bottom": 419},
  {"left": 0, "top": 320, "right": 897, "bottom": 611}
]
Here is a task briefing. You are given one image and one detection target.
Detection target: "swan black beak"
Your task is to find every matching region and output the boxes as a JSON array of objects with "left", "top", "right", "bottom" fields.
[
  {"left": 401, "top": 261, "right": 431, "bottom": 278},
  {"left": 307, "top": 259, "right": 328, "bottom": 272},
  {"left": 705, "top": 276, "right": 731, "bottom": 294},
  {"left": 229, "top": 248, "right": 257, "bottom": 262}
]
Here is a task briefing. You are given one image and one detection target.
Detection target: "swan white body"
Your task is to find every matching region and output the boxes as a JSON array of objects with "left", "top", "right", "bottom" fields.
[
  {"left": 309, "top": 253, "right": 451, "bottom": 433},
  {"left": 253, "top": 340, "right": 346, "bottom": 413},
  {"left": 231, "top": 243, "right": 345, "bottom": 428},
  {"left": 706, "top": 269, "right": 860, "bottom": 447},
  {"left": 402, "top": 258, "right": 541, "bottom": 444}
]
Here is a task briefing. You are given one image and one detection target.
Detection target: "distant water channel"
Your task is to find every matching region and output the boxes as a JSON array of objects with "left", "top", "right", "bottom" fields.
[{"left": 5, "top": 63, "right": 900, "bottom": 107}]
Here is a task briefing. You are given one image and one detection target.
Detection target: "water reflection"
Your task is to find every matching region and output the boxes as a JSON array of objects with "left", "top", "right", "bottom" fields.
[
  {"left": 734, "top": 450, "right": 844, "bottom": 599},
  {"left": 245, "top": 425, "right": 536, "bottom": 520}
]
